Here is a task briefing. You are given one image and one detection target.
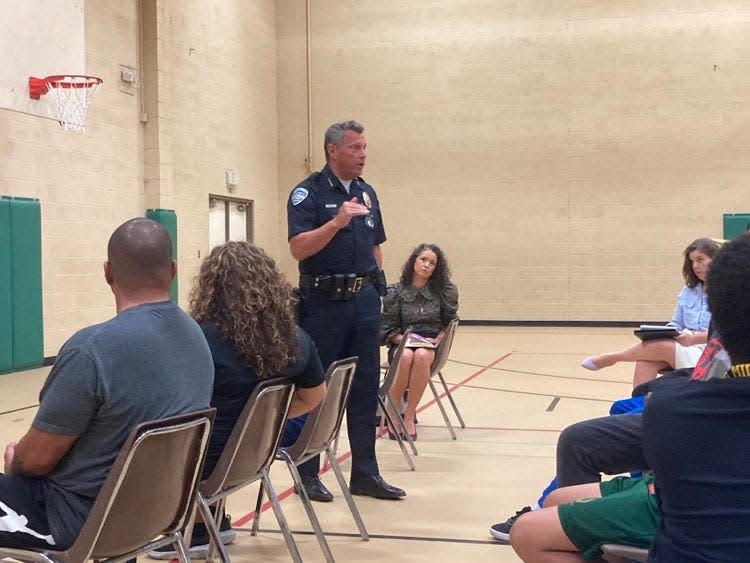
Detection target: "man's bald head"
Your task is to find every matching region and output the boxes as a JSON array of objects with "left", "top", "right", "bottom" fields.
[{"left": 106, "top": 218, "right": 174, "bottom": 293}]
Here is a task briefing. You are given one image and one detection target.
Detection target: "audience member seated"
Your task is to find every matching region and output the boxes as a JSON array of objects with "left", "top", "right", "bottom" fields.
[
  {"left": 503, "top": 235, "right": 749, "bottom": 561},
  {"left": 581, "top": 237, "right": 720, "bottom": 387},
  {"left": 643, "top": 232, "right": 750, "bottom": 561},
  {"left": 151, "top": 241, "right": 326, "bottom": 559},
  {"left": 490, "top": 324, "right": 730, "bottom": 544},
  {"left": 0, "top": 218, "right": 214, "bottom": 551},
  {"left": 380, "top": 243, "right": 458, "bottom": 439},
  {"left": 510, "top": 475, "right": 660, "bottom": 561}
]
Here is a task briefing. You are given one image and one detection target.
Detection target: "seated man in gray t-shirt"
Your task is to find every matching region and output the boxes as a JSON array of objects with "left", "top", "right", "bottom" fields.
[{"left": 0, "top": 218, "right": 214, "bottom": 550}]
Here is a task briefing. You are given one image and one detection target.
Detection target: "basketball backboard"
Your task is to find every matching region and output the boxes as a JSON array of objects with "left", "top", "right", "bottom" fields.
[{"left": 0, "top": 0, "right": 86, "bottom": 120}]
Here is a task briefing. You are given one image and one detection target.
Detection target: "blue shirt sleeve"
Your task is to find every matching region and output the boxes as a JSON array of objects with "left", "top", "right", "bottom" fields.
[
  {"left": 287, "top": 181, "right": 319, "bottom": 240},
  {"left": 668, "top": 284, "right": 710, "bottom": 331}
]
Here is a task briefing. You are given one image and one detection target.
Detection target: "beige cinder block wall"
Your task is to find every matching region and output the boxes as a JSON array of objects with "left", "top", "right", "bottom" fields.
[
  {"left": 0, "top": 0, "right": 279, "bottom": 356},
  {"left": 153, "top": 0, "right": 280, "bottom": 303},
  {"left": 277, "top": 1, "right": 750, "bottom": 321}
]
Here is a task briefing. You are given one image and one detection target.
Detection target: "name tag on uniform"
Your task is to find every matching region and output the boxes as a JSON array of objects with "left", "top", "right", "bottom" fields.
[{"left": 325, "top": 203, "right": 337, "bottom": 208}]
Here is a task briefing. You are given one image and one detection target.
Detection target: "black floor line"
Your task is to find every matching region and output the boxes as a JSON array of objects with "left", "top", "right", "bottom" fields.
[
  {"left": 448, "top": 383, "right": 614, "bottom": 404},
  {"left": 243, "top": 527, "right": 501, "bottom": 545},
  {"left": 546, "top": 396, "right": 561, "bottom": 411},
  {"left": 448, "top": 359, "right": 628, "bottom": 385},
  {"left": 0, "top": 404, "right": 39, "bottom": 416}
]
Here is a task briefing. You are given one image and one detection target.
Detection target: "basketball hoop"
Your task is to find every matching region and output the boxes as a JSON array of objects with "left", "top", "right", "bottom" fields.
[{"left": 29, "top": 75, "right": 103, "bottom": 132}]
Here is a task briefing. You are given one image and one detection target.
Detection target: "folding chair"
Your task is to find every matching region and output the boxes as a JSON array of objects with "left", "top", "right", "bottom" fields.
[
  {"left": 0, "top": 408, "right": 215, "bottom": 563},
  {"left": 427, "top": 318, "right": 465, "bottom": 439},
  {"left": 253, "top": 357, "right": 368, "bottom": 563},
  {"left": 195, "top": 377, "right": 300, "bottom": 563},
  {"left": 377, "top": 332, "right": 417, "bottom": 469},
  {"left": 600, "top": 543, "right": 649, "bottom": 563}
]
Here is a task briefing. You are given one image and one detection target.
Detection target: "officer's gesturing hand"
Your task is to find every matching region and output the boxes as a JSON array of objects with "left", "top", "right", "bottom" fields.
[{"left": 332, "top": 197, "right": 369, "bottom": 229}]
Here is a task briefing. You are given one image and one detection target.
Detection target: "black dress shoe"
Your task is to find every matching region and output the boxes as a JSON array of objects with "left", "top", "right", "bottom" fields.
[
  {"left": 296, "top": 475, "right": 333, "bottom": 502},
  {"left": 350, "top": 474, "right": 406, "bottom": 500}
]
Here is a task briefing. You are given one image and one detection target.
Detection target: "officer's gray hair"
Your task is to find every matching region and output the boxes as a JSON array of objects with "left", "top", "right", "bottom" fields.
[{"left": 324, "top": 120, "right": 364, "bottom": 161}]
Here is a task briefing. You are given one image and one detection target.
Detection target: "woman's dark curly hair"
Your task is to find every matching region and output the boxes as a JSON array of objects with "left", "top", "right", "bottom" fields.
[
  {"left": 399, "top": 243, "right": 452, "bottom": 291},
  {"left": 682, "top": 237, "right": 722, "bottom": 288},
  {"left": 189, "top": 241, "right": 298, "bottom": 376},
  {"left": 707, "top": 233, "right": 750, "bottom": 361}
]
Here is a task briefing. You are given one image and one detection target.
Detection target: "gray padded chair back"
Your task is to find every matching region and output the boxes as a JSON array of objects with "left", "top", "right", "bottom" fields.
[
  {"left": 378, "top": 333, "right": 409, "bottom": 400},
  {"left": 430, "top": 318, "right": 459, "bottom": 375},
  {"left": 0, "top": 408, "right": 215, "bottom": 563},
  {"left": 284, "top": 357, "right": 357, "bottom": 464},
  {"left": 201, "top": 377, "right": 295, "bottom": 496}
]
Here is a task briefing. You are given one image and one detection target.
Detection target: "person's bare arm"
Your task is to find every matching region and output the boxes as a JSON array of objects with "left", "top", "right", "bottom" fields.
[
  {"left": 289, "top": 197, "right": 369, "bottom": 261},
  {"left": 288, "top": 382, "right": 327, "bottom": 419},
  {"left": 6, "top": 427, "right": 77, "bottom": 477},
  {"left": 675, "top": 330, "right": 708, "bottom": 346}
]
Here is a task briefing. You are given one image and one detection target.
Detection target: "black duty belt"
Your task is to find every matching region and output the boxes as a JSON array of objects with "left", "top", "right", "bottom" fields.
[{"left": 299, "top": 273, "right": 373, "bottom": 300}]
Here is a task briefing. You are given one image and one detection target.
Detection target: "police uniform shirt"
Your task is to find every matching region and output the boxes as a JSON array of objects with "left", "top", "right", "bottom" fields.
[{"left": 288, "top": 165, "right": 386, "bottom": 275}]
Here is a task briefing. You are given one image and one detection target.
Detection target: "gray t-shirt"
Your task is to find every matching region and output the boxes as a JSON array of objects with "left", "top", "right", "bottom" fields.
[{"left": 32, "top": 301, "right": 214, "bottom": 548}]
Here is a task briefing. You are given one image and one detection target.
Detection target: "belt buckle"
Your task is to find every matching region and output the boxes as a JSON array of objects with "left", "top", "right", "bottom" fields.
[{"left": 352, "top": 276, "right": 364, "bottom": 293}]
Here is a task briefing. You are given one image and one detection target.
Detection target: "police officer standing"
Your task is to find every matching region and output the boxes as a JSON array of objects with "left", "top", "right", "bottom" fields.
[{"left": 287, "top": 120, "right": 406, "bottom": 501}]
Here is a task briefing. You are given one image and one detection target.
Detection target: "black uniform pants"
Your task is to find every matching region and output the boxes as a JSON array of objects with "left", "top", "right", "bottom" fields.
[{"left": 297, "top": 285, "right": 381, "bottom": 479}]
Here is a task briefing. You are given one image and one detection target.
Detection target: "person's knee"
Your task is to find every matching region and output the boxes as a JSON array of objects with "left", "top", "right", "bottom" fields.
[
  {"left": 412, "top": 348, "right": 433, "bottom": 366},
  {"left": 557, "top": 420, "right": 587, "bottom": 456},
  {"left": 543, "top": 488, "right": 565, "bottom": 508},
  {"left": 509, "top": 511, "right": 536, "bottom": 555},
  {"left": 399, "top": 349, "right": 415, "bottom": 367}
]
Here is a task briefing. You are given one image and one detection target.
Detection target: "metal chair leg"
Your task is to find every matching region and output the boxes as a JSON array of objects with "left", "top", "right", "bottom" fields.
[
  {"left": 429, "top": 378, "right": 457, "bottom": 440},
  {"left": 280, "top": 452, "right": 336, "bottom": 562},
  {"left": 251, "top": 481, "right": 264, "bottom": 535},
  {"left": 379, "top": 406, "right": 416, "bottom": 470},
  {"left": 380, "top": 396, "right": 418, "bottom": 464},
  {"left": 172, "top": 532, "right": 191, "bottom": 563},
  {"left": 196, "top": 493, "right": 231, "bottom": 563},
  {"left": 261, "top": 472, "right": 304, "bottom": 563},
  {"left": 437, "top": 369, "right": 466, "bottom": 428},
  {"left": 325, "top": 446, "right": 369, "bottom": 540}
]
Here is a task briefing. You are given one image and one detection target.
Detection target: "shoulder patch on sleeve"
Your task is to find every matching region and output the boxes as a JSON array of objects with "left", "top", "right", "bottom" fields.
[{"left": 291, "top": 187, "right": 309, "bottom": 206}]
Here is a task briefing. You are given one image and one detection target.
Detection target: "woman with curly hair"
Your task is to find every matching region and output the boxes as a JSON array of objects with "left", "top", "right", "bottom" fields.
[
  {"left": 381, "top": 243, "right": 459, "bottom": 439},
  {"left": 190, "top": 241, "right": 326, "bottom": 475},
  {"left": 581, "top": 237, "right": 721, "bottom": 387},
  {"left": 176, "top": 241, "right": 326, "bottom": 556}
]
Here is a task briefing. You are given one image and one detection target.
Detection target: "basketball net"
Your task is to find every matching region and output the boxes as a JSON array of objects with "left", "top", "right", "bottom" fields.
[{"left": 29, "top": 75, "right": 102, "bottom": 132}]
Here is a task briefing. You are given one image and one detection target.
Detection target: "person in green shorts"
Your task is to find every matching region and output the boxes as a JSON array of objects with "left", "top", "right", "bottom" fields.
[{"left": 510, "top": 475, "right": 661, "bottom": 561}]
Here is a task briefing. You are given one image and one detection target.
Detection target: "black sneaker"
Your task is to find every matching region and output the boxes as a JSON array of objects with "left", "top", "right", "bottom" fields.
[
  {"left": 147, "top": 514, "right": 236, "bottom": 559},
  {"left": 489, "top": 506, "right": 532, "bottom": 542}
]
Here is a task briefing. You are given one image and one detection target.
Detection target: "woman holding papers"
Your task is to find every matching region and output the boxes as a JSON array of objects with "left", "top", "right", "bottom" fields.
[
  {"left": 581, "top": 237, "right": 722, "bottom": 387},
  {"left": 381, "top": 243, "right": 459, "bottom": 439}
]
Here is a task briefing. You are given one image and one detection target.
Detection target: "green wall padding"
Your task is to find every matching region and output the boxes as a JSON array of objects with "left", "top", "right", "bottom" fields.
[
  {"left": 723, "top": 213, "right": 750, "bottom": 240},
  {"left": 146, "top": 209, "right": 178, "bottom": 303},
  {"left": 0, "top": 198, "right": 12, "bottom": 371},
  {"left": 9, "top": 197, "right": 43, "bottom": 371}
]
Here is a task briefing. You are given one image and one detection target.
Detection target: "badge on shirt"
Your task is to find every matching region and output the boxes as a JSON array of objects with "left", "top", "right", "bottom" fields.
[
  {"left": 365, "top": 215, "right": 375, "bottom": 228},
  {"left": 291, "top": 187, "right": 309, "bottom": 206},
  {"left": 362, "top": 192, "right": 372, "bottom": 209}
]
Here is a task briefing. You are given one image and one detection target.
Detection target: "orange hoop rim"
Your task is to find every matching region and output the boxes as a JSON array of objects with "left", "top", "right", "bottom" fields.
[
  {"left": 45, "top": 75, "right": 103, "bottom": 88},
  {"left": 29, "top": 75, "right": 103, "bottom": 99}
]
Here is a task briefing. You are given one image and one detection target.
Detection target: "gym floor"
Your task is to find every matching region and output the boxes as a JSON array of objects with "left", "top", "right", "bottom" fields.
[{"left": 0, "top": 326, "right": 638, "bottom": 562}]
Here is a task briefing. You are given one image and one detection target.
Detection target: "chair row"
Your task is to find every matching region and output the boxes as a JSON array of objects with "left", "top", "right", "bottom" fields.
[{"left": 0, "top": 357, "right": 362, "bottom": 563}]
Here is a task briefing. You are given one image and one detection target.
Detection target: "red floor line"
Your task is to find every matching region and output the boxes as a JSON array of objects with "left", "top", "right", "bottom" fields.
[{"left": 232, "top": 352, "right": 513, "bottom": 528}]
